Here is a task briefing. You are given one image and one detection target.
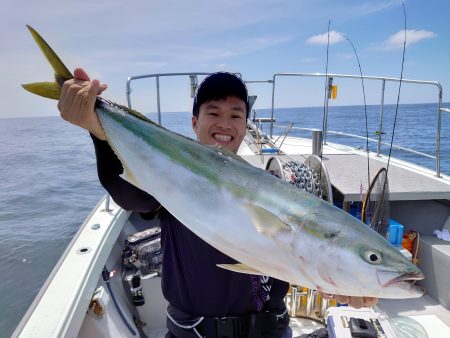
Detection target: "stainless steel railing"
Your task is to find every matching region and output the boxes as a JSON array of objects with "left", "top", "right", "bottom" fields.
[
  {"left": 269, "top": 73, "right": 446, "bottom": 177},
  {"left": 126, "top": 72, "right": 213, "bottom": 125},
  {"left": 125, "top": 72, "right": 448, "bottom": 177},
  {"left": 273, "top": 125, "right": 437, "bottom": 160},
  {"left": 126, "top": 72, "right": 242, "bottom": 125}
]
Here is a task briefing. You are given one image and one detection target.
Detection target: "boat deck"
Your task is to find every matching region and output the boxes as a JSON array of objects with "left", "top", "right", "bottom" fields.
[
  {"left": 240, "top": 136, "right": 450, "bottom": 203},
  {"left": 378, "top": 294, "right": 450, "bottom": 327}
]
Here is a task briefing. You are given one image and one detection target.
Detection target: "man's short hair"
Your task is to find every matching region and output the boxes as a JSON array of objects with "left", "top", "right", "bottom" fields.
[{"left": 192, "top": 72, "right": 249, "bottom": 118}]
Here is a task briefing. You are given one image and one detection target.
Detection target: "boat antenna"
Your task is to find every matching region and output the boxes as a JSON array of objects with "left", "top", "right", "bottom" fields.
[
  {"left": 338, "top": 33, "right": 371, "bottom": 193},
  {"left": 386, "top": 0, "right": 407, "bottom": 175}
]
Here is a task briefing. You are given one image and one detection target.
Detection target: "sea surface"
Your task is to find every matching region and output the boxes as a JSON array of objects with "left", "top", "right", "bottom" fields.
[{"left": 1, "top": 103, "right": 449, "bottom": 337}]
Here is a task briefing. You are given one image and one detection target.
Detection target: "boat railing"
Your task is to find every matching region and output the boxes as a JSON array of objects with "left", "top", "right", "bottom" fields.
[
  {"left": 272, "top": 125, "right": 436, "bottom": 161},
  {"left": 270, "top": 73, "right": 447, "bottom": 177},
  {"left": 125, "top": 72, "right": 447, "bottom": 178},
  {"left": 126, "top": 72, "right": 242, "bottom": 125},
  {"left": 127, "top": 72, "right": 210, "bottom": 124}
]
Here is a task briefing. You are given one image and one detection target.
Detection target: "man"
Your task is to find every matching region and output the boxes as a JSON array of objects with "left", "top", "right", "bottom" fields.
[{"left": 58, "top": 70, "right": 377, "bottom": 337}]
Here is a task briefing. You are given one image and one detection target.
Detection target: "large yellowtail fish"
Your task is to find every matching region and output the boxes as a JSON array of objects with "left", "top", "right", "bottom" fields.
[{"left": 23, "top": 25, "right": 424, "bottom": 298}]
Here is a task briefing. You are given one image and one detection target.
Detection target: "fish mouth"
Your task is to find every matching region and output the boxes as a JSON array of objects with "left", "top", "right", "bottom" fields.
[{"left": 379, "top": 271, "right": 425, "bottom": 288}]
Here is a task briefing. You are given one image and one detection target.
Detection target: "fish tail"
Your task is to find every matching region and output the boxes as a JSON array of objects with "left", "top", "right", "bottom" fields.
[{"left": 22, "top": 25, "right": 73, "bottom": 100}]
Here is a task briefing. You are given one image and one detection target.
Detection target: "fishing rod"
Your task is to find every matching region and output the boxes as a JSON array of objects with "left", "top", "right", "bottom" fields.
[
  {"left": 319, "top": 20, "right": 331, "bottom": 185},
  {"left": 319, "top": 22, "right": 371, "bottom": 196},
  {"left": 338, "top": 32, "right": 371, "bottom": 194},
  {"left": 321, "top": 0, "right": 407, "bottom": 230},
  {"left": 386, "top": 0, "right": 407, "bottom": 175}
]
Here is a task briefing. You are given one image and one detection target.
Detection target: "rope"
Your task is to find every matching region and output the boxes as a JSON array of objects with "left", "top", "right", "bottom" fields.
[
  {"left": 412, "top": 232, "right": 420, "bottom": 265},
  {"left": 282, "top": 160, "right": 323, "bottom": 198},
  {"left": 166, "top": 309, "right": 204, "bottom": 338}
]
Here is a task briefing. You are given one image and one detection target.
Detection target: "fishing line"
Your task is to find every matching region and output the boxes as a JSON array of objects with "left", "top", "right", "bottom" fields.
[
  {"left": 339, "top": 33, "right": 371, "bottom": 193},
  {"left": 386, "top": 0, "right": 407, "bottom": 175},
  {"left": 319, "top": 20, "right": 331, "bottom": 183}
]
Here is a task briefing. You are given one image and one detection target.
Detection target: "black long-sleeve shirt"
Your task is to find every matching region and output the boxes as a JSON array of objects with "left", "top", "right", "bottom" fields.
[{"left": 91, "top": 135, "right": 289, "bottom": 317}]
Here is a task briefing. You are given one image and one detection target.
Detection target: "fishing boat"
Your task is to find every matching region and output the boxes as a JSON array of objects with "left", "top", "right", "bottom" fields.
[{"left": 12, "top": 72, "right": 450, "bottom": 338}]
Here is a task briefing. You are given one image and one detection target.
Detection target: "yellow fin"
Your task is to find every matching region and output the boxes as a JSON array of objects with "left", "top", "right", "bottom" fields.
[
  {"left": 22, "top": 81, "right": 62, "bottom": 100},
  {"left": 243, "top": 204, "right": 291, "bottom": 238},
  {"left": 98, "top": 98, "right": 157, "bottom": 125},
  {"left": 22, "top": 25, "right": 73, "bottom": 100},
  {"left": 26, "top": 25, "right": 73, "bottom": 84},
  {"left": 217, "top": 263, "right": 266, "bottom": 275}
]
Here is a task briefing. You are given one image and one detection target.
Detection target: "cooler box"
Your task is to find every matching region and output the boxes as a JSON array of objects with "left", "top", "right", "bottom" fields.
[
  {"left": 326, "top": 306, "right": 395, "bottom": 338},
  {"left": 388, "top": 219, "right": 404, "bottom": 246}
]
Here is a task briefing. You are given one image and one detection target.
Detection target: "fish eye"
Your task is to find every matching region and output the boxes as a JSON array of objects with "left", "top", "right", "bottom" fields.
[{"left": 363, "top": 249, "right": 383, "bottom": 265}]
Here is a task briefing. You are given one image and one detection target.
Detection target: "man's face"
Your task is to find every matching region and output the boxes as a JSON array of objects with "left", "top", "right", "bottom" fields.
[{"left": 192, "top": 96, "right": 247, "bottom": 153}]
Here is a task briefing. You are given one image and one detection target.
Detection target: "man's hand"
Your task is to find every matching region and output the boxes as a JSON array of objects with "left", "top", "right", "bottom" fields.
[
  {"left": 322, "top": 293, "right": 378, "bottom": 308},
  {"left": 58, "top": 68, "right": 108, "bottom": 140}
]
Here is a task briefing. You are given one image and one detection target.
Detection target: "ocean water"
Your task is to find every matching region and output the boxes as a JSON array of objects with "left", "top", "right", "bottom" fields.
[{"left": 1, "top": 103, "right": 449, "bottom": 337}]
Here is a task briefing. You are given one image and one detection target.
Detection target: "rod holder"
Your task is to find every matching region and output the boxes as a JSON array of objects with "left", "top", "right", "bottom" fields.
[
  {"left": 290, "top": 285, "right": 298, "bottom": 317},
  {"left": 312, "top": 130, "right": 323, "bottom": 156},
  {"left": 320, "top": 298, "right": 329, "bottom": 318},
  {"left": 306, "top": 289, "right": 317, "bottom": 316}
]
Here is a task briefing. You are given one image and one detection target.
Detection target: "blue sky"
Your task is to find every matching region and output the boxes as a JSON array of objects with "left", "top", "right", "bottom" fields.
[{"left": 1, "top": 0, "right": 449, "bottom": 118}]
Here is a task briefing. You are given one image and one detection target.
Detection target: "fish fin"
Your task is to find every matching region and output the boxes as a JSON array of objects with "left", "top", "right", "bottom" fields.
[
  {"left": 24, "top": 25, "right": 157, "bottom": 127},
  {"left": 243, "top": 204, "right": 291, "bottom": 238},
  {"left": 22, "top": 25, "right": 73, "bottom": 100},
  {"left": 217, "top": 263, "right": 266, "bottom": 275},
  {"left": 119, "top": 105, "right": 155, "bottom": 124},
  {"left": 119, "top": 171, "right": 139, "bottom": 187},
  {"left": 98, "top": 98, "right": 157, "bottom": 125},
  {"left": 22, "top": 81, "right": 62, "bottom": 100}
]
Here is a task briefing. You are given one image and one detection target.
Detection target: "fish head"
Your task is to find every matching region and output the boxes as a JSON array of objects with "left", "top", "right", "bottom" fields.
[
  {"left": 290, "top": 209, "right": 424, "bottom": 299},
  {"left": 356, "top": 238, "right": 425, "bottom": 298}
]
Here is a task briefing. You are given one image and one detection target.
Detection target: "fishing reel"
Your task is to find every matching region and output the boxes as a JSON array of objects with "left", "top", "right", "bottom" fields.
[
  {"left": 130, "top": 275, "right": 145, "bottom": 306},
  {"left": 266, "top": 155, "right": 333, "bottom": 203}
]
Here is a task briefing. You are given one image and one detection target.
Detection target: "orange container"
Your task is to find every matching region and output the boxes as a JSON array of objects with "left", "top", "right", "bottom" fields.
[{"left": 402, "top": 231, "right": 416, "bottom": 253}]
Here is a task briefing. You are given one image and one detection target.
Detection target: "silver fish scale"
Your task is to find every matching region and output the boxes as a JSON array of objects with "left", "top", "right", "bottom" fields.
[{"left": 282, "top": 161, "right": 323, "bottom": 199}]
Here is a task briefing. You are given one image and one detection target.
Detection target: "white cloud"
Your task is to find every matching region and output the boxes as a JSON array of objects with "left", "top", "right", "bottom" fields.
[
  {"left": 378, "top": 29, "right": 436, "bottom": 50},
  {"left": 306, "top": 31, "right": 345, "bottom": 45},
  {"left": 350, "top": 0, "right": 397, "bottom": 17},
  {"left": 304, "top": 0, "right": 399, "bottom": 23},
  {"left": 3, "top": 1, "right": 293, "bottom": 42}
]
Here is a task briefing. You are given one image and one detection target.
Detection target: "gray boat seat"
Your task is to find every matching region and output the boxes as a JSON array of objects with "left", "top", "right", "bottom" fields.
[{"left": 417, "top": 235, "right": 450, "bottom": 310}]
